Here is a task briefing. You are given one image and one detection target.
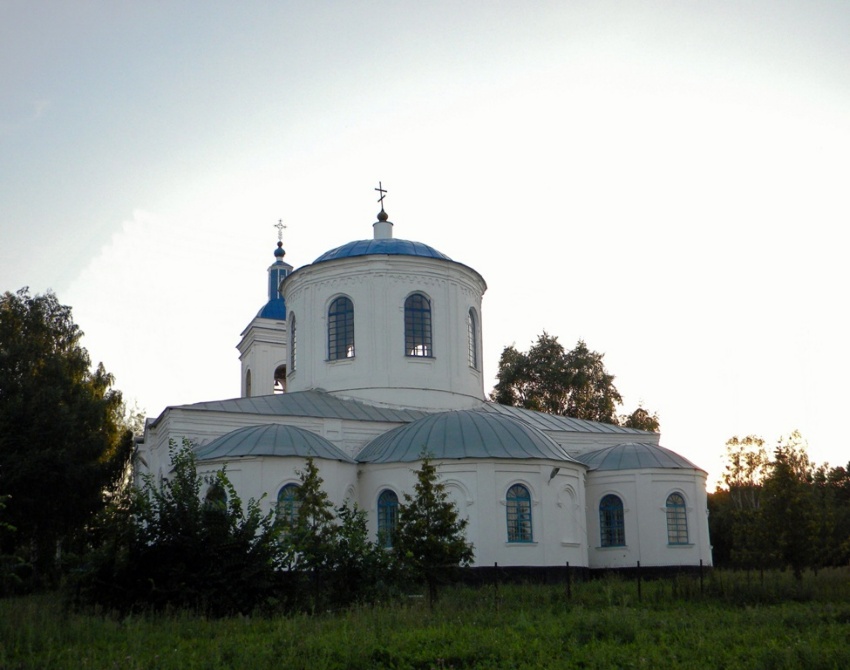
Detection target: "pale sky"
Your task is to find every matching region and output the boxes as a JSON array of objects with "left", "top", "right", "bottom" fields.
[{"left": 2, "top": 1, "right": 849, "bottom": 487}]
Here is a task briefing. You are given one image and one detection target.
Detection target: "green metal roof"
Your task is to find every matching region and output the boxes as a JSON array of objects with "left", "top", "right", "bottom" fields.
[
  {"left": 153, "top": 390, "right": 430, "bottom": 426},
  {"left": 357, "top": 409, "right": 583, "bottom": 464},
  {"left": 577, "top": 442, "right": 703, "bottom": 472},
  {"left": 477, "top": 402, "right": 656, "bottom": 435},
  {"left": 194, "top": 424, "right": 355, "bottom": 463}
]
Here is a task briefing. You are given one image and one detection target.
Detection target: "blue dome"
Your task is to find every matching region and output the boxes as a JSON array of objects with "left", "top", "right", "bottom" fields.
[
  {"left": 195, "top": 424, "right": 355, "bottom": 463},
  {"left": 314, "top": 238, "right": 452, "bottom": 263},
  {"left": 257, "top": 299, "right": 286, "bottom": 320},
  {"left": 357, "top": 409, "right": 582, "bottom": 464}
]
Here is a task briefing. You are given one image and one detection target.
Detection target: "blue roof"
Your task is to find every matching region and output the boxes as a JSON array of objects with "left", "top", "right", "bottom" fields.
[
  {"left": 577, "top": 442, "right": 703, "bottom": 472},
  {"left": 257, "top": 299, "right": 286, "bottom": 320},
  {"left": 357, "top": 409, "right": 582, "bottom": 464},
  {"left": 195, "top": 424, "right": 355, "bottom": 463},
  {"left": 314, "top": 238, "right": 452, "bottom": 263}
]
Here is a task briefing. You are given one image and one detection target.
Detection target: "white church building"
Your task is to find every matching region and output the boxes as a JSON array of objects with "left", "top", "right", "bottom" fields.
[{"left": 138, "top": 203, "right": 712, "bottom": 573}]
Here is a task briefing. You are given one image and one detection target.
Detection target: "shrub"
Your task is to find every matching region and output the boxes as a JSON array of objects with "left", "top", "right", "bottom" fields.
[{"left": 69, "top": 439, "right": 282, "bottom": 616}]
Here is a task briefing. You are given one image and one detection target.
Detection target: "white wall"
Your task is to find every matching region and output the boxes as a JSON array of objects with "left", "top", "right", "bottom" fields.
[
  {"left": 585, "top": 468, "right": 712, "bottom": 569},
  {"left": 358, "top": 458, "right": 588, "bottom": 568},
  {"left": 283, "top": 255, "right": 487, "bottom": 410}
]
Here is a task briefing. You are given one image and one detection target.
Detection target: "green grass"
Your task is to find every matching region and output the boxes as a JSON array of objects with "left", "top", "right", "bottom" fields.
[{"left": 2, "top": 569, "right": 850, "bottom": 669}]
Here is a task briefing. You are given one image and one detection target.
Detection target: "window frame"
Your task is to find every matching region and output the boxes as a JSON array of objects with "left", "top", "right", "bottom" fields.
[
  {"left": 204, "top": 482, "right": 228, "bottom": 512},
  {"left": 506, "top": 483, "right": 533, "bottom": 543},
  {"left": 289, "top": 314, "right": 297, "bottom": 372},
  {"left": 599, "top": 494, "right": 626, "bottom": 547},
  {"left": 327, "top": 295, "right": 355, "bottom": 361},
  {"left": 277, "top": 483, "right": 301, "bottom": 524},
  {"left": 665, "top": 492, "right": 689, "bottom": 545},
  {"left": 404, "top": 292, "right": 433, "bottom": 358},
  {"left": 467, "top": 307, "right": 479, "bottom": 370},
  {"left": 377, "top": 489, "right": 399, "bottom": 548}
]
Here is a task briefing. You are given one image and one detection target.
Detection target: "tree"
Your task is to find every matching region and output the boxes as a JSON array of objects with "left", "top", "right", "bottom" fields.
[
  {"left": 327, "top": 501, "right": 395, "bottom": 607},
  {"left": 0, "top": 493, "right": 24, "bottom": 594},
  {"left": 0, "top": 288, "right": 132, "bottom": 584},
  {"left": 710, "top": 435, "right": 770, "bottom": 569},
  {"left": 619, "top": 406, "right": 661, "bottom": 432},
  {"left": 394, "top": 455, "right": 473, "bottom": 607},
  {"left": 71, "top": 439, "right": 282, "bottom": 615},
  {"left": 722, "top": 435, "right": 769, "bottom": 510},
  {"left": 709, "top": 431, "right": 834, "bottom": 575},
  {"left": 277, "top": 457, "right": 338, "bottom": 610},
  {"left": 492, "top": 333, "right": 643, "bottom": 425},
  {"left": 277, "top": 458, "right": 393, "bottom": 611},
  {"left": 761, "top": 431, "right": 814, "bottom": 579}
]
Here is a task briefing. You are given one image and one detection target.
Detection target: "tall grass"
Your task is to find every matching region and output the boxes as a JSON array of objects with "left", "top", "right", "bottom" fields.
[{"left": 2, "top": 568, "right": 849, "bottom": 669}]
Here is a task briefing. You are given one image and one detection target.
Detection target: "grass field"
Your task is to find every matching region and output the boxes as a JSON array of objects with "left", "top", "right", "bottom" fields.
[{"left": 2, "top": 569, "right": 849, "bottom": 669}]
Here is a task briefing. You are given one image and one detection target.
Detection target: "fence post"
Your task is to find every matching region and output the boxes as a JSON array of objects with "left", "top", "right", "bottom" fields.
[
  {"left": 494, "top": 561, "right": 499, "bottom": 610},
  {"left": 637, "top": 561, "right": 642, "bottom": 603}
]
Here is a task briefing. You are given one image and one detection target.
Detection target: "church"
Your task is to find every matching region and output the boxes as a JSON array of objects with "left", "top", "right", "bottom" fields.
[{"left": 137, "top": 196, "right": 712, "bottom": 572}]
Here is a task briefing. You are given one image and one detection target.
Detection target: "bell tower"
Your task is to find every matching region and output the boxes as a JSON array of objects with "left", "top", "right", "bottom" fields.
[{"left": 236, "top": 222, "right": 292, "bottom": 397}]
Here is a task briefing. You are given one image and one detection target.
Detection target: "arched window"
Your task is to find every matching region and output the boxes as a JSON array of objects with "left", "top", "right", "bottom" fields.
[
  {"left": 506, "top": 484, "right": 533, "bottom": 543},
  {"left": 377, "top": 489, "right": 399, "bottom": 548},
  {"left": 273, "top": 364, "right": 286, "bottom": 393},
  {"left": 289, "top": 314, "right": 297, "bottom": 372},
  {"left": 205, "top": 482, "right": 227, "bottom": 512},
  {"left": 245, "top": 369, "right": 252, "bottom": 398},
  {"left": 328, "top": 296, "right": 355, "bottom": 360},
  {"left": 277, "top": 483, "right": 301, "bottom": 524},
  {"left": 666, "top": 493, "right": 689, "bottom": 544},
  {"left": 599, "top": 494, "right": 625, "bottom": 547},
  {"left": 404, "top": 293, "right": 432, "bottom": 357},
  {"left": 467, "top": 307, "right": 479, "bottom": 369}
]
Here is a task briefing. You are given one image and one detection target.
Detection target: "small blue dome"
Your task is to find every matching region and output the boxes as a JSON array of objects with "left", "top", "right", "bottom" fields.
[
  {"left": 357, "top": 409, "right": 581, "bottom": 464},
  {"left": 257, "top": 299, "right": 287, "bottom": 320},
  {"left": 314, "top": 238, "right": 452, "bottom": 264},
  {"left": 195, "top": 424, "right": 355, "bottom": 463}
]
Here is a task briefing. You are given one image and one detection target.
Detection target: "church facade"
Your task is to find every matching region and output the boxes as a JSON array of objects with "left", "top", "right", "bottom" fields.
[{"left": 138, "top": 206, "right": 712, "bottom": 572}]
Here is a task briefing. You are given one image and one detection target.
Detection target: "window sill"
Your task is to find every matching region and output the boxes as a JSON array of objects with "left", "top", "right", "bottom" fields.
[
  {"left": 596, "top": 545, "right": 628, "bottom": 550},
  {"left": 505, "top": 541, "right": 538, "bottom": 546},
  {"left": 667, "top": 543, "right": 694, "bottom": 548}
]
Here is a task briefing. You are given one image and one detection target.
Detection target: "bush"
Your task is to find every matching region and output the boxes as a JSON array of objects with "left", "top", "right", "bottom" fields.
[{"left": 69, "top": 439, "right": 283, "bottom": 616}]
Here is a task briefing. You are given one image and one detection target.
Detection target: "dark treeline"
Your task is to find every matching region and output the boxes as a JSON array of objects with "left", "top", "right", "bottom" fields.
[{"left": 708, "top": 431, "right": 850, "bottom": 578}]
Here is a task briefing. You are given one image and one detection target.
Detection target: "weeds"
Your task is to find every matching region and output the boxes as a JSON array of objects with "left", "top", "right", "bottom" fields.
[{"left": 2, "top": 568, "right": 849, "bottom": 669}]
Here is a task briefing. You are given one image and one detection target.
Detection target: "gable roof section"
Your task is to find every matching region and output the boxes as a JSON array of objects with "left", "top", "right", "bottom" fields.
[
  {"left": 152, "top": 390, "right": 431, "bottom": 427},
  {"left": 475, "top": 402, "right": 655, "bottom": 436},
  {"left": 577, "top": 442, "right": 703, "bottom": 472}
]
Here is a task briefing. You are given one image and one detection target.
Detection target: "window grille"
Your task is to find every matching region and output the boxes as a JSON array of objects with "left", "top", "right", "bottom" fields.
[
  {"left": 404, "top": 293, "right": 432, "bottom": 357},
  {"left": 666, "top": 493, "right": 689, "bottom": 544},
  {"left": 377, "top": 489, "right": 399, "bottom": 548},
  {"left": 277, "top": 483, "right": 301, "bottom": 524},
  {"left": 506, "top": 484, "right": 533, "bottom": 542},
  {"left": 467, "top": 308, "right": 478, "bottom": 369},
  {"left": 599, "top": 494, "right": 625, "bottom": 547},
  {"left": 328, "top": 296, "right": 355, "bottom": 360},
  {"left": 289, "top": 315, "right": 297, "bottom": 372}
]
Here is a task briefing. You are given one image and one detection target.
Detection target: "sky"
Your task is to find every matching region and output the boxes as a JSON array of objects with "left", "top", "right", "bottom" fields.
[{"left": 2, "top": 1, "right": 849, "bottom": 487}]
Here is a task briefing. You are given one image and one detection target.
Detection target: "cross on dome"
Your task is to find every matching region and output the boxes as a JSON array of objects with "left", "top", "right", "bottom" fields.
[
  {"left": 375, "top": 182, "right": 387, "bottom": 210},
  {"left": 274, "top": 219, "right": 287, "bottom": 242}
]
